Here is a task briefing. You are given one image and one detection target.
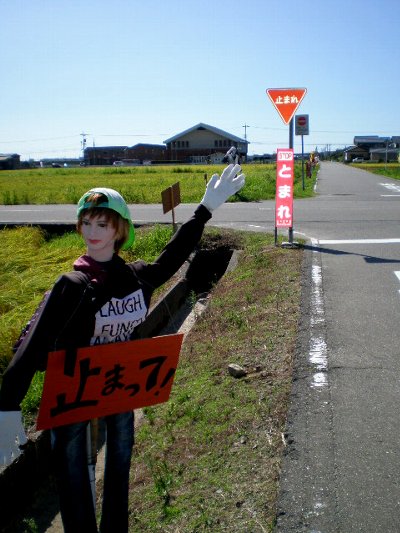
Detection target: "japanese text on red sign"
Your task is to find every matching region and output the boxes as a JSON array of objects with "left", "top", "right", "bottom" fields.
[
  {"left": 266, "top": 88, "right": 307, "bottom": 125},
  {"left": 274, "top": 95, "right": 299, "bottom": 105},
  {"left": 275, "top": 149, "right": 294, "bottom": 228},
  {"left": 37, "top": 334, "right": 183, "bottom": 430}
]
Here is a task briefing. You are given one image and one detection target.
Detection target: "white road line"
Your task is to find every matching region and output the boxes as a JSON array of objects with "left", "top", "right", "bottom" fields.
[
  {"left": 310, "top": 239, "right": 328, "bottom": 389},
  {"left": 298, "top": 238, "right": 331, "bottom": 524},
  {"left": 380, "top": 183, "right": 400, "bottom": 193},
  {"left": 319, "top": 238, "right": 400, "bottom": 245},
  {"left": 394, "top": 272, "right": 400, "bottom": 294}
]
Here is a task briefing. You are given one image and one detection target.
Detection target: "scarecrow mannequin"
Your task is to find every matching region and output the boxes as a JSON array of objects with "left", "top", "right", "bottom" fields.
[{"left": 0, "top": 162, "right": 245, "bottom": 533}]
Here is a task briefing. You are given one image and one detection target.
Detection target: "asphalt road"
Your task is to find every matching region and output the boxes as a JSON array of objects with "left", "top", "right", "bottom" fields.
[
  {"left": 277, "top": 163, "right": 400, "bottom": 533},
  {"left": 2, "top": 162, "right": 400, "bottom": 532}
]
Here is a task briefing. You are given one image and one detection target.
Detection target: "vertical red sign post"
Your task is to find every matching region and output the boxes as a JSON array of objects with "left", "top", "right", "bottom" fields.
[
  {"left": 266, "top": 88, "right": 307, "bottom": 247},
  {"left": 275, "top": 148, "right": 295, "bottom": 246}
]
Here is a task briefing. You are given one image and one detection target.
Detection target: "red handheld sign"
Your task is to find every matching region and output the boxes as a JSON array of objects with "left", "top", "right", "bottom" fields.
[{"left": 36, "top": 334, "right": 184, "bottom": 430}]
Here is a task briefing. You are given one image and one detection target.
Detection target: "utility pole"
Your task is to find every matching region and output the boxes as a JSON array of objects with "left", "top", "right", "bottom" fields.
[
  {"left": 289, "top": 119, "right": 294, "bottom": 149},
  {"left": 242, "top": 124, "right": 250, "bottom": 162},
  {"left": 80, "top": 132, "right": 90, "bottom": 160}
]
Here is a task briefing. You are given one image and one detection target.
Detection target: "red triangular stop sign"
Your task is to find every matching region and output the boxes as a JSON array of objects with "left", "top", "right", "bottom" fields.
[{"left": 266, "top": 88, "right": 307, "bottom": 125}]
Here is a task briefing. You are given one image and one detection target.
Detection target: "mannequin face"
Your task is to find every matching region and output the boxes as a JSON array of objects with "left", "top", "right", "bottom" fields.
[{"left": 80, "top": 215, "right": 117, "bottom": 262}]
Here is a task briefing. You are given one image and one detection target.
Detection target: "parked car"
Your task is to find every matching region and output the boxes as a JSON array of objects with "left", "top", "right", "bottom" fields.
[
  {"left": 352, "top": 158, "right": 364, "bottom": 163},
  {"left": 112, "top": 160, "right": 140, "bottom": 166}
]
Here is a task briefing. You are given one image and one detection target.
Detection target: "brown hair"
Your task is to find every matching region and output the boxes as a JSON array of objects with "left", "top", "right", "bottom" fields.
[{"left": 76, "top": 193, "right": 130, "bottom": 253}]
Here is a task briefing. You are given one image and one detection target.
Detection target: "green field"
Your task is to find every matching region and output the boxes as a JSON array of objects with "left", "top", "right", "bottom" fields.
[
  {"left": 350, "top": 162, "right": 400, "bottom": 180},
  {"left": 0, "top": 163, "right": 316, "bottom": 205}
]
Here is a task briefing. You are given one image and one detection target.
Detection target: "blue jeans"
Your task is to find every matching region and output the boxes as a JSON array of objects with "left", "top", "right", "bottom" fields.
[{"left": 51, "top": 411, "right": 134, "bottom": 533}]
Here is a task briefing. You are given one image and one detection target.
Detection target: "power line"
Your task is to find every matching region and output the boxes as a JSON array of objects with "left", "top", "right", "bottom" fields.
[
  {"left": 0, "top": 135, "right": 78, "bottom": 144},
  {"left": 250, "top": 124, "right": 398, "bottom": 135},
  {"left": 96, "top": 133, "right": 167, "bottom": 137},
  {"left": 0, "top": 132, "right": 170, "bottom": 144}
]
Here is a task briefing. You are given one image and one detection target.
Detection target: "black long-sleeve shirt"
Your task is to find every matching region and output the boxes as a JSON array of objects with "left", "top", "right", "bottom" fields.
[{"left": 0, "top": 205, "right": 211, "bottom": 410}]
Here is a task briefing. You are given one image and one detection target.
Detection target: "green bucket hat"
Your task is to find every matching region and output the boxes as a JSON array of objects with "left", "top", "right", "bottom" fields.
[{"left": 77, "top": 187, "right": 135, "bottom": 250}]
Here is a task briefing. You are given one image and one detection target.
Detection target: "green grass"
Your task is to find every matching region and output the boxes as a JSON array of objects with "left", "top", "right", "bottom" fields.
[
  {"left": 127, "top": 230, "right": 302, "bottom": 531},
  {"left": 0, "top": 228, "right": 82, "bottom": 367},
  {"left": 0, "top": 163, "right": 317, "bottom": 205},
  {"left": 350, "top": 162, "right": 400, "bottom": 179}
]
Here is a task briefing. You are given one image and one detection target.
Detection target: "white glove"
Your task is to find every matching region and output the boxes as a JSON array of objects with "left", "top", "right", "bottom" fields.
[
  {"left": 200, "top": 164, "right": 245, "bottom": 213},
  {"left": 0, "top": 411, "right": 28, "bottom": 467}
]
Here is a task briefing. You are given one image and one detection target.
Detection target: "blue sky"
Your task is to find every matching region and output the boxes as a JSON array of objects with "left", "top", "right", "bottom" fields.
[{"left": 1, "top": 0, "right": 399, "bottom": 160}]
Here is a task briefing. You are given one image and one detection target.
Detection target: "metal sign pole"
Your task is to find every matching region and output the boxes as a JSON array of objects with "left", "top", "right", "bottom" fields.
[
  {"left": 289, "top": 119, "right": 294, "bottom": 149},
  {"left": 301, "top": 135, "right": 305, "bottom": 190},
  {"left": 289, "top": 119, "right": 294, "bottom": 242}
]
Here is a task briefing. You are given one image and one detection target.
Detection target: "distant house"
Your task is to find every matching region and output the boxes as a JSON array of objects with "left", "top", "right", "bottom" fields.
[
  {"left": 84, "top": 144, "right": 167, "bottom": 165},
  {"left": 392, "top": 136, "right": 400, "bottom": 147},
  {"left": 0, "top": 153, "right": 20, "bottom": 170},
  {"left": 343, "top": 146, "right": 369, "bottom": 162},
  {"left": 84, "top": 146, "right": 128, "bottom": 166},
  {"left": 124, "top": 143, "right": 167, "bottom": 163},
  {"left": 344, "top": 136, "right": 400, "bottom": 162},
  {"left": 353, "top": 136, "right": 390, "bottom": 150},
  {"left": 164, "top": 123, "right": 248, "bottom": 163},
  {"left": 369, "top": 147, "right": 399, "bottom": 162}
]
